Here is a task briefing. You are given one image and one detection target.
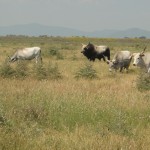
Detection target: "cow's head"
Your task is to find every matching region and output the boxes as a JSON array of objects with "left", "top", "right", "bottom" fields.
[
  {"left": 106, "top": 60, "right": 119, "bottom": 71},
  {"left": 81, "top": 43, "right": 87, "bottom": 53},
  {"left": 132, "top": 47, "right": 146, "bottom": 67},
  {"left": 81, "top": 42, "right": 97, "bottom": 61},
  {"left": 81, "top": 42, "right": 95, "bottom": 54},
  {"left": 8, "top": 55, "right": 17, "bottom": 62}
]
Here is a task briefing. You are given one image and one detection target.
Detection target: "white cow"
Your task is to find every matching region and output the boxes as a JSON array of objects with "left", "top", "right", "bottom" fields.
[
  {"left": 9, "top": 47, "right": 42, "bottom": 63},
  {"left": 107, "top": 50, "right": 132, "bottom": 72},
  {"left": 132, "top": 48, "right": 150, "bottom": 73}
]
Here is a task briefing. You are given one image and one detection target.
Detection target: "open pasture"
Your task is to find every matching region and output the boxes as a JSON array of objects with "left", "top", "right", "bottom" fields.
[{"left": 0, "top": 36, "right": 150, "bottom": 150}]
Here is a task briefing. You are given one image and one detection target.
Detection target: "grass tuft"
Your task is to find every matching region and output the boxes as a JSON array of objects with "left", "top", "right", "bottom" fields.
[{"left": 136, "top": 71, "right": 150, "bottom": 91}]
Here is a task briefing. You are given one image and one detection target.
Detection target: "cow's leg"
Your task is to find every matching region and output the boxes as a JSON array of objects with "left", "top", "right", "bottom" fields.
[
  {"left": 40, "top": 57, "right": 43, "bottom": 63},
  {"left": 98, "top": 57, "right": 101, "bottom": 61},
  {"left": 102, "top": 56, "right": 106, "bottom": 61},
  {"left": 107, "top": 55, "right": 110, "bottom": 60},
  {"left": 119, "top": 67, "right": 123, "bottom": 72},
  {"left": 90, "top": 57, "right": 95, "bottom": 61},
  {"left": 35, "top": 56, "right": 39, "bottom": 64},
  {"left": 35, "top": 55, "right": 42, "bottom": 64},
  {"left": 125, "top": 66, "right": 129, "bottom": 73},
  {"left": 35, "top": 57, "right": 38, "bottom": 64}
]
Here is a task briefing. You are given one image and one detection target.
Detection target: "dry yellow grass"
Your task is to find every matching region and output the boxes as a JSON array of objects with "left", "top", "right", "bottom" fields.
[{"left": 0, "top": 36, "right": 150, "bottom": 150}]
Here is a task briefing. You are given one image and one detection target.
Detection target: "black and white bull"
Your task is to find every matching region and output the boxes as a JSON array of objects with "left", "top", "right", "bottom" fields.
[{"left": 81, "top": 42, "right": 110, "bottom": 61}]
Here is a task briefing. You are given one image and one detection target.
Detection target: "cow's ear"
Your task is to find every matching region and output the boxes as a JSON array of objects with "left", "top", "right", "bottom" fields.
[
  {"left": 140, "top": 53, "right": 145, "bottom": 57},
  {"left": 112, "top": 60, "right": 117, "bottom": 64},
  {"left": 129, "top": 55, "right": 133, "bottom": 59},
  {"left": 132, "top": 53, "right": 136, "bottom": 57}
]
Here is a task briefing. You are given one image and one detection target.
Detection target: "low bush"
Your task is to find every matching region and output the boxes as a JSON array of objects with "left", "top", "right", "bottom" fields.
[
  {"left": 47, "top": 62, "right": 62, "bottom": 80},
  {"left": 0, "top": 59, "right": 15, "bottom": 78},
  {"left": 32, "top": 63, "right": 47, "bottom": 80},
  {"left": 75, "top": 63, "right": 98, "bottom": 79},
  {"left": 49, "top": 49, "right": 59, "bottom": 56},
  {"left": 136, "top": 71, "right": 150, "bottom": 91},
  {"left": 14, "top": 61, "right": 28, "bottom": 78}
]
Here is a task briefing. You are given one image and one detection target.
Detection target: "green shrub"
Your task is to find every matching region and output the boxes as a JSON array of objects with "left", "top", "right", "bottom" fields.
[
  {"left": 0, "top": 59, "right": 15, "bottom": 78},
  {"left": 56, "top": 52, "right": 64, "bottom": 60},
  {"left": 32, "top": 63, "right": 62, "bottom": 80},
  {"left": 47, "top": 63, "right": 62, "bottom": 80},
  {"left": 49, "top": 49, "right": 59, "bottom": 56},
  {"left": 33, "top": 63, "right": 47, "bottom": 80},
  {"left": 75, "top": 63, "right": 98, "bottom": 79},
  {"left": 136, "top": 71, "right": 150, "bottom": 91},
  {"left": 14, "top": 61, "right": 28, "bottom": 78},
  {"left": 49, "top": 49, "right": 64, "bottom": 60}
]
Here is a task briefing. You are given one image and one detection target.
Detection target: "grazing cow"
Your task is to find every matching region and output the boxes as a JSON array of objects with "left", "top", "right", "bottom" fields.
[
  {"left": 81, "top": 42, "right": 110, "bottom": 61},
  {"left": 9, "top": 47, "right": 42, "bottom": 63},
  {"left": 132, "top": 48, "right": 150, "bottom": 73},
  {"left": 107, "top": 50, "right": 132, "bottom": 72}
]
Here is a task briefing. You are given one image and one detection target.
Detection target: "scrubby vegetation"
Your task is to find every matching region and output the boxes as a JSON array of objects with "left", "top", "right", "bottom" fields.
[
  {"left": 75, "top": 63, "right": 98, "bottom": 79},
  {"left": 0, "top": 36, "right": 150, "bottom": 150},
  {"left": 137, "top": 71, "right": 150, "bottom": 91}
]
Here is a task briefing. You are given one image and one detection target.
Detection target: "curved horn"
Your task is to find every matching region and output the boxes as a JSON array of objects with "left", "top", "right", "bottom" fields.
[{"left": 141, "top": 46, "right": 147, "bottom": 54}]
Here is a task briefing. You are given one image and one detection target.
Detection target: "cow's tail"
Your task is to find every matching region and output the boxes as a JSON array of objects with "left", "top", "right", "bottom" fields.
[
  {"left": 39, "top": 48, "right": 43, "bottom": 63},
  {"left": 106, "top": 47, "right": 110, "bottom": 60}
]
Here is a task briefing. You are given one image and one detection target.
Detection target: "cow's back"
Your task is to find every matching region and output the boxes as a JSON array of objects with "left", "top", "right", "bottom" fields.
[
  {"left": 95, "top": 45, "right": 108, "bottom": 53},
  {"left": 143, "top": 53, "right": 150, "bottom": 66},
  {"left": 113, "top": 51, "right": 131, "bottom": 61},
  {"left": 17, "top": 47, "right": 41, "bottom": 58}
]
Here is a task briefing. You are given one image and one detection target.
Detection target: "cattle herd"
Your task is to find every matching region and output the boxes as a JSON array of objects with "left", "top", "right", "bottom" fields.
[
  {"left": 8, "top": 42, "right": 150, "bottom": 74},
  {"left": 81, "top": 42, "right": 150, "bottom": 73}
]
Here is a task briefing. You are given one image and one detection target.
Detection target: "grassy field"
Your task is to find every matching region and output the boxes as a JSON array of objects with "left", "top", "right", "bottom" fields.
[{"left": 0, "top": 36, "right": 150, "bottom": 150}]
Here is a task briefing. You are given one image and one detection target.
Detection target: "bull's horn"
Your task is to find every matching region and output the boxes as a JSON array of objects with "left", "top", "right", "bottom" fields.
[{"left": 141, "top": 46, "right": 147, "bottom": 54}]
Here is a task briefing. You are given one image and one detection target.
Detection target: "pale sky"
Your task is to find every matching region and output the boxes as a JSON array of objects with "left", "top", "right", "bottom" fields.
[{"left": 0, "top": 0, "right": 150, "bottom": 31}]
